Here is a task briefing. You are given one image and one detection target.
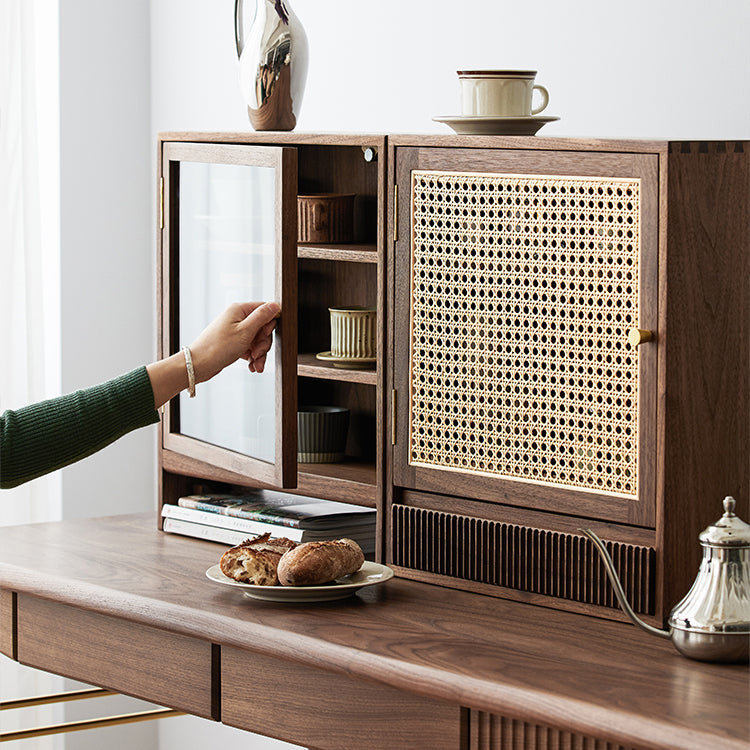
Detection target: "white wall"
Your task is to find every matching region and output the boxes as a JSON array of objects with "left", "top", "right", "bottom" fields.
[
  {"left": 58, "top": 0, "right": 155, "bottom": 520},
  {"left": 151, "top": 0, "right": 750, "bottom": 138}
]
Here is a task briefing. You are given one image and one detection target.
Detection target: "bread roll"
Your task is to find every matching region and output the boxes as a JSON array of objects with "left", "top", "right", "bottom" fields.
[
  {"left": 219, "top": 532, "right": 298, "bottom": 586},
  {"left": 277, "top": 538, "right": 365, "bottom": 586}
]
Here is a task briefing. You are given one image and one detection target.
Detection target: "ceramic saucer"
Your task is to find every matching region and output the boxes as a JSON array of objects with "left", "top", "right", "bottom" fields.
[
  {"left": 316, "top": 351, "right": 376, "bottom": 370},
  {"left": 433, "top": 115, "right": 560, "bottom": 136}
]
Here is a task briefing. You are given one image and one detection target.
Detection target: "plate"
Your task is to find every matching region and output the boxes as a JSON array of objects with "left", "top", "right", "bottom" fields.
[
  {"left": 205, "top": 561, "right": 394, "bottom": 602},
  {"left": 316, "top": 351, "right": 376, "bottom": 370},
  {"left": 433, "top": 115, "right": 560, "bottom": 136}
]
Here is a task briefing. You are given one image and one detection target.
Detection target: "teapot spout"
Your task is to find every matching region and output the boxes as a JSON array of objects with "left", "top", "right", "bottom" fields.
[{"left": 581, "top": 528, "right": 670, "bottom": 640}]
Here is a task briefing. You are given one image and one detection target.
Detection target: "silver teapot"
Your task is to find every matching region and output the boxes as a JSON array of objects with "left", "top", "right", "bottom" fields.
[{"left": 583, "top": 496, "right": 750, "bottom": 663}]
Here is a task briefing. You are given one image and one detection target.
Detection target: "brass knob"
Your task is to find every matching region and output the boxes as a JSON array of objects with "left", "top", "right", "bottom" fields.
[{"left": 628, "top": 328, "right": 654, "bottom": 346}]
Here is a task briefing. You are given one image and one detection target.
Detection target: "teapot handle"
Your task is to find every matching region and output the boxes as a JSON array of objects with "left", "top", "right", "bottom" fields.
[{"left": 581, "top": 528, "right": 670, "bottom": 639}]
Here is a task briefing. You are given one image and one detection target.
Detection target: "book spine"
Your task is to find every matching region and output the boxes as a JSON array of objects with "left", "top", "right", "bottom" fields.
[
  {"left": 162, "top": 505, "right": 305, "bottom": 542},
  {"left": 177, "top": 497, "right": 303, "bottom": 529},
  {"left": 162, "top": 517, "right": 250, "bottom": 546}
]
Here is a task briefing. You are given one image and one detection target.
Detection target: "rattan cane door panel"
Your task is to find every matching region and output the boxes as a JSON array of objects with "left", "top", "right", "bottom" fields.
[{"left": 393, "top": 148, "right": 658, "bottom": 527}]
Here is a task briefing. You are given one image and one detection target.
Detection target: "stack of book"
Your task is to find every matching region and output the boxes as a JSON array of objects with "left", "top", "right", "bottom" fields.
[{"left": 161, "top": 489, "right": 376, "bottom": 557}]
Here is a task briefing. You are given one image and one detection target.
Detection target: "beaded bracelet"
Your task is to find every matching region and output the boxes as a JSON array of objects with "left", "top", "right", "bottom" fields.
[{"left": 182, "top": 346, "right": 196, "bottom": 398}]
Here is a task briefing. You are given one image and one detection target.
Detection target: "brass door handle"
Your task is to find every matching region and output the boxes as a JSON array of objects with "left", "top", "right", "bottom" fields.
[{"left": 628, "top": 328, "right": 654, "bottom": 346}]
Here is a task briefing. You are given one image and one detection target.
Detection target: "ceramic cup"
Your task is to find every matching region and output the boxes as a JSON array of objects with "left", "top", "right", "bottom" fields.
[
  {"left": 297, "top": 406, "right": 349, "bottom": 463},
  {"left": 458, "top": 70, "right": 549, "bottom": 117},
  {"left": 329, "top": 306, "right": 376, "bottom": 359}
]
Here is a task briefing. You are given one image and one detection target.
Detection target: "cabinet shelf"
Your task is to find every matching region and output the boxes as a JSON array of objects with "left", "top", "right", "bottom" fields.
[
  {"left": 297, "top": 353, "right": 377, "bottom": 384},
  {"left": 297, "top": 459, "right": 377, "bottom": 507},
  {"left": 297, "top": 243, "right": 378, "bottom": 263}
]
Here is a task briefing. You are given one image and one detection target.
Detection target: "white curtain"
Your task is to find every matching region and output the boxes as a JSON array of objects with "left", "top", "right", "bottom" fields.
[{"left": 0, "top": 0, "right": 63, "bottom": 747}]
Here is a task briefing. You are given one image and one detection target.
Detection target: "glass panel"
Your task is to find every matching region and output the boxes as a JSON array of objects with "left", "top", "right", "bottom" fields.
[{"left": 178, "top": 161, "right": 277, "bottom": 463}]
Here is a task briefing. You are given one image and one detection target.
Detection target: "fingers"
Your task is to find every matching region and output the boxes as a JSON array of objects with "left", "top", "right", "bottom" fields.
[
  {"left": 248, "top": 353, "right": 267, "bottom": 373},
  {"left": 237, "top": 301, "right": 280, "bottom": 375},
  {"left": 190, "top": 301, "right": 281, "bottom": 383},
  {"left": 238, "top": 301, "right": 281, "bottom": 332}
]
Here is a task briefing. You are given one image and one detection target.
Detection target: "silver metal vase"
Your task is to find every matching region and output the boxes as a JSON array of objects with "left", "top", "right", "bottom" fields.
[{"left": 235, "top": 0, "right": 309, "bottom": 131}]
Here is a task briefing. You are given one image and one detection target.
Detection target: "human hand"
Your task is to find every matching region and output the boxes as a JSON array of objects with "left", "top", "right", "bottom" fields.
[
  {"left": 189, "top": 301, "right": 281, "bottom": 383},
  {"left": 146, "top": 301, "right": 281, "bottom": 409}
]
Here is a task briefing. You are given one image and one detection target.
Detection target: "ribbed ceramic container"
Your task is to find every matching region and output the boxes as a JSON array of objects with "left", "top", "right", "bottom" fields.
[
  {"left": 297, "top": 193, "right": 355, "bottom": 243},
  {"left": 297, "top": 406, "right": 349, "bottom": 463},
  {"left": 329, "top": 306, "right": 376, "bottom": 358}
]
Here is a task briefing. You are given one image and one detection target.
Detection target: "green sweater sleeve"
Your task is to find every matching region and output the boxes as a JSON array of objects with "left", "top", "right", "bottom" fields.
[{"left": 0, "top": 366, "right": 160, "bottom": 489}]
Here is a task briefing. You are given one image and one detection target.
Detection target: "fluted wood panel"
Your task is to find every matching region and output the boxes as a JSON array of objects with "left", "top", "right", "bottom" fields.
[
  {"left": 469, "top": 711, "right": 636, "bottom": 750},
  {"left": 392, "top": 505, "right": 654, "bottom": 613}
]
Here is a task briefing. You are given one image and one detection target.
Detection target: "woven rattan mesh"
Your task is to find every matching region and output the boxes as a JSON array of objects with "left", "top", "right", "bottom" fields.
[{"left": 409, "top": 170, "right": 641, "bottom": 496}]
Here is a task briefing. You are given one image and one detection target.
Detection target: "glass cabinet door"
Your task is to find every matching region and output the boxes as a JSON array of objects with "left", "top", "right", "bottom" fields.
[{"left": 161, "top": 142, "right": 297, "bottom": 488}]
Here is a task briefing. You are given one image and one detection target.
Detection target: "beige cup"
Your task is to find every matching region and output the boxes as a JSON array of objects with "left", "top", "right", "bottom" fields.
[
  {"left": 329, "top": 306, "right": 376, "bottom": 359},
  {"left": 458, "top": 70, "right": 549, "bottom": 117}
]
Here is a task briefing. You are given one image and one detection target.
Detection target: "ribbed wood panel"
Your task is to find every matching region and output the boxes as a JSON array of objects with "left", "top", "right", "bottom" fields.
[
  {"left": 469, "top": 711, "right": 636, "bottom": 750},
  {"left": 392, "top": 505, "right": 654, "bottom": 614}
]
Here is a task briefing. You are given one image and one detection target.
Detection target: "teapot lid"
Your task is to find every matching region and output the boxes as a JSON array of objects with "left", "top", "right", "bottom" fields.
[{"left": 699, "top": 497, "right": 750, "bottom": 547}]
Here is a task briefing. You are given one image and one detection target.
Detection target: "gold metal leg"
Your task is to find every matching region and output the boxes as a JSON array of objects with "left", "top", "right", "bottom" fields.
[
  {"left": 0, "top": 688, "right": 184, "bottom": 742},
  {"left": 1, "top": 687, "right": 116, "bottom": 710}
]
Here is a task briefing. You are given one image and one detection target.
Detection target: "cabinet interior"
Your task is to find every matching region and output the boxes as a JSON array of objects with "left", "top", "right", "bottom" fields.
[{"left": 159, "top": 137, "right": 384, "bottom": 513}]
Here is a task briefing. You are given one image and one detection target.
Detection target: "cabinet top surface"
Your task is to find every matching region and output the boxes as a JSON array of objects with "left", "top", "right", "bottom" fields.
[
  {"left": 157, "top": 131, "right": 749, "bottom": 153},
  {"left": 0, "top": 514, "right": 747, "bottom": 750}
]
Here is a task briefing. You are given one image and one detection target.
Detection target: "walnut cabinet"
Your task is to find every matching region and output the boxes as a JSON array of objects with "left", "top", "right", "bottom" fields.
[
  {"left": 386, "top": 136, "right": 749, "bottom": 626},
  {"left": 156, "top": 133, "right": 749, "bottom": 626}
]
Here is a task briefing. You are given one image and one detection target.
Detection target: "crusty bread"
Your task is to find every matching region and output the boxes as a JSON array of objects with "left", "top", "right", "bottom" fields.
[
  {"left": 277, "top": 538, "right": 365, "bottom": 586},
  {"left": 219, "top": 532, "right": 298, "bottom": 586}
]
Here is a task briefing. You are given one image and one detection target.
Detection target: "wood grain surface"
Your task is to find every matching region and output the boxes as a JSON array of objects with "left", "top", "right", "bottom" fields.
[
  {"left": 0, "top": 514, "right": 746, "bottom": 750},
  {"left": 223, "top": 647, "right": 462, "bottom": 750}
]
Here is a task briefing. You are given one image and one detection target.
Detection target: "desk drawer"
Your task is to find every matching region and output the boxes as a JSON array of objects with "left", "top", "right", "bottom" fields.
[
  {"left": 222, "top": 647, "right": 463, "bottom": 750},
  {"left": 15, "top": 595, "right": 214, "bottom": 719}
]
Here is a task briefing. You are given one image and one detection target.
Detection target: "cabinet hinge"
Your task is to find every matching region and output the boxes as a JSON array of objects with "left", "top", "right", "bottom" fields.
[
  {"left": 393, "top": 184, "right": 398, "bottom": 242},
  {"left": 391, "top": 389, "right": 397, "bottom": 445},
  {"left": 159, "top": 177, "right": 164, "bottom": 230}
]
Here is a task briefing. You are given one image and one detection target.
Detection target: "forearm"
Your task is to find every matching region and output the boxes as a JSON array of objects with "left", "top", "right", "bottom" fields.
[
  {"left": 146, "top": 351, "right": 191, "bottom": 410},
  {"left": 0, "top": 367, "right": 159, "bottom": 489}
]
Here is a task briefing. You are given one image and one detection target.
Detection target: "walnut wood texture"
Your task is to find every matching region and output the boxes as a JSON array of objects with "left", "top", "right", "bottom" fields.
[
  {"left": 391, "top": 145, "right": 660, "bottom": 527},
  {"left": 0, "top": 515, "right": 746, "bottom": 750},
  {"left": 15, "top": 596, "right": 215, "bottom": 718},
  {"left": 0, "top": 589, "right": 14, "bottom": 659},
  {"left": 297, "top": 353, "right": 377, "bottom": 384},
  {"left": 385, "top": 136, "right": 749, "bottom": 626},
  {"left": 159, "top": 141, "right": 299, "bottom": 489},
  {"left": 660, "top": 141, "right": 750, "bottom": 611},
  {"left": 297, "top": 242, "right": 378, "bottom": 262},
  {"left": 222, "top": 648, "right": 462, "bottom": 750},
  {"left": 160, "top": 450, "right": 377, "bottom": 507},
  {"left": 468, "top": 711, "right": 639, "bottom": 750}
]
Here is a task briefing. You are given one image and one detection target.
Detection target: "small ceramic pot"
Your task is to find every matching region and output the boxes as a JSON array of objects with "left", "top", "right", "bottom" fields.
[
  {"left": 297, "top": 193, "right": 355, "bottom": 243},
  {"left": 297, "top": 406, "right": 349, "bottom": 463}
]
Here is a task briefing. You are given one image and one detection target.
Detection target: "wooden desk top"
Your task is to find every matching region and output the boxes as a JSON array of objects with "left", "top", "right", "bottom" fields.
[{"left": 0, "top": 514, "right": 747, "bottom": 750}]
